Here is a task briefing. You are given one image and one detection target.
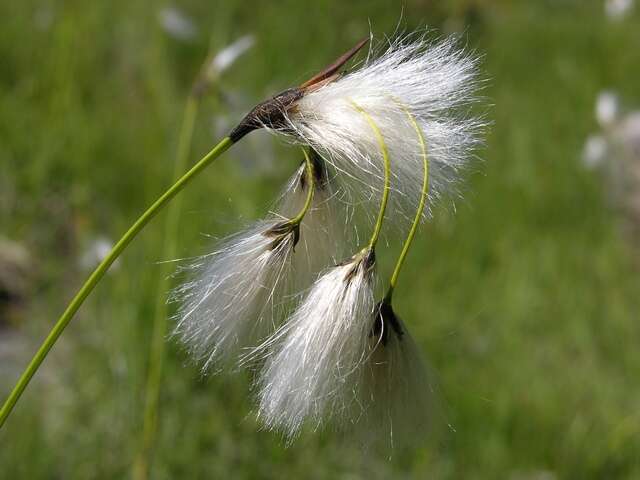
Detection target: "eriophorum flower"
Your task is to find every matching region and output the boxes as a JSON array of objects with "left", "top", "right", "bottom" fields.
[
  {"left": 282, "top": 33, "right": 485, "bottom": 225},
  {"left": 172, "top": 219, "right": 298, "bottom": 371},
  {"left": 256, "top": 249, "right": 376, "bottom": 438},
  {"left": 172, "top": 158, "right": 338, "bottom": 372},
  {"left": 353, "top": 301, "right": 439, "bottom": 452}
]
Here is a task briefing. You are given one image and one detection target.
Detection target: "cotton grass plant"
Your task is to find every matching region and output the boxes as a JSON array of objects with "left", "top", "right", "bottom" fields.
[{"left": 0, "top": 30, "right": 486, "bottom": 452}]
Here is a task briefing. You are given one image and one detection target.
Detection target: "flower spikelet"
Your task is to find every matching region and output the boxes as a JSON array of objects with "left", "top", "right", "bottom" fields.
[
  {"left": 354, "top": 302, "right": 438, "bottom": 451},
  {"left": 257, "top": 250, "right": 377, "bottom": 437},
  {"left": 285, "top": 33, "right": 485, "bottom": 224},
  {"left": 172, "top": 219, "right": 298, "bottom": 371}
]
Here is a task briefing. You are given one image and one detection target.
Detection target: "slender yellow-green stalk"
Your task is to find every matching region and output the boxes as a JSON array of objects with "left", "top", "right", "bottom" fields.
[
  {"left": 0, "top": 136, "right": 233, "bottom": 429},
  {"left": 287, "top": 148, "right": 315, "bottom": 226},
  {"left": 384, "top": 108, "right": 429, "bottom": 303},
  {"left": 349, "top": 101, "right": 391, "bottom": 252},
  {"left": 134, "top": 95, "right": 199, "bottom": 480}
]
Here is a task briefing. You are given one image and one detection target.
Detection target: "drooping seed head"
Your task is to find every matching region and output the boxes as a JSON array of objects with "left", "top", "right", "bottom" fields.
[
  {"left": 353, "top": 301, "right": 440, "bottom": 452},
  {"left": 255, "top": 248, "right": 377, "bottom": 438},
  {"left": 283, "top": 32, "right": 486, "bottom": 226},
  {"left": 172, "top": 219, "right": 299, "bottom": 371}
]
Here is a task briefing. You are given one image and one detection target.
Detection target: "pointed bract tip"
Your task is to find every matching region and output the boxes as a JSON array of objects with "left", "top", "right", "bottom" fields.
[
  {"left": 300, "top": 37, "right": 369, "bottom": 90},
  {"left": 229, "top": 37, "right": 368, "bottom": 142}
]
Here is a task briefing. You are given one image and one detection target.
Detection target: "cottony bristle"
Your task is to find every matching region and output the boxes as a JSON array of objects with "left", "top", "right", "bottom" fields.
[
  {"left": 284, "top": 33, "right": 486, "bottom": 226},
  {"left": 172, "top": 158, "right": 344, "bottom": 372},
  {"left": 171, "top": 219, "right": 298, "bottom": 371},
  {"left": 353, "top": 303, "right": 439, "bottom": 451},
  {"left": 256, "top": 251, "right": 377, "bottom": 438}
]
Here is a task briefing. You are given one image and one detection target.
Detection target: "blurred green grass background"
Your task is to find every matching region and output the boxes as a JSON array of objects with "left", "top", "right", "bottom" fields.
[{"left": 1, "top": 0, "right": 640, "bottom": 478}]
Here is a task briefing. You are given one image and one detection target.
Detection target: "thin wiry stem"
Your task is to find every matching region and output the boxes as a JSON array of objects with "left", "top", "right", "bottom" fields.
[
  {"left": 134, "top": 94, "right": 199, "bottom": 480},
  {"left": 287, "top": 148, "right": 315, "bottom": 227},
  {"left": 385, "top": 107, "right": 429, "bottom": 303},
  {"left": 0, "top": 136, "right": 234, "bottom": 429},
  {"left": 349, "top": 100, "right": 391, "bottom": 251}
]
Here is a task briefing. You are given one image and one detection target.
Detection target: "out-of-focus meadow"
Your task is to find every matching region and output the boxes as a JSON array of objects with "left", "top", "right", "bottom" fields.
[{"left": 1, "top": 0, "right": 640, "bottom": 478}]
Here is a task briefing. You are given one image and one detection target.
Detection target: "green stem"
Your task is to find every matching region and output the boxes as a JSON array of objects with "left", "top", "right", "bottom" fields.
[
  {"left": 134, "top": 95, "right": 199, "bottom": 479},
  {"left": 384, "top": 108, "right": 429, "bottom": 304},
  {"left": 288, "top": 148, "right": 315, "bottom": 226},
  {"left": 0, "top": 136, "right": 233, "bottom": 429},
  {"left": 349, "top": 101, "right": 391, "bottom": 251}
]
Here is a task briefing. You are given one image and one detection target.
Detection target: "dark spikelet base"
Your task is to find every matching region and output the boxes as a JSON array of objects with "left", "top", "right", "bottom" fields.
[
  {"left": 228, "top": 88, "right": 303, "bottom": 142},
  {"left": 228, "top": 37, "right": 368, "bottom": 143},
  {"left": 371, "top": 300, "right": 404, "bottom": 346},
  {"left": 264, "top": 221, "right": 300, "bottom": 251},
  {"left": 341, "top": 248, "right": 376, "bottom": 284}
]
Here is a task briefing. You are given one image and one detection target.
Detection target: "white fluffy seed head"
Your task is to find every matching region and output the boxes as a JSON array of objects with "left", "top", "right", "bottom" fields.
[
  {"left": 284, "top": 33, "right": 486, "bottom": 226},
  {"left": 172, "top": 160, "right": 343, "bottom": 372},
  {"left": 353, "top": 306, "right": 439, "bottom": 452},
  {"left": 256, "top": 250, "right": 377, "bottom": 438},
  {"left": 171, "top": 219, "right": 298, "bottom": 372}
]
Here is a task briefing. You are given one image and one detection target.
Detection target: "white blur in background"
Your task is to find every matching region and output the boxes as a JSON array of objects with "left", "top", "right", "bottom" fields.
[
  {"left": 605, "top": 0, "right": 635, "bottom": 20},
  {"left": 158, "top": 6, "right": 198, "bottom": 41},
  {"left": 583, "top": 90, "right": 640, "bottom": 237},
  {"left": 79, "top": 236, "right": 120, "bottom": 272}
]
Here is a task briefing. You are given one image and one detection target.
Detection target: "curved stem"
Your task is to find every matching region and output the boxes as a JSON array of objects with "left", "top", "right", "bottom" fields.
[
  {"left": 134, "top": 95, "right": 199, "bottom": 479},
  {"left": 0, "top": 136, "right": 233, "bottom": 429},
  {"left": 288, "top": 148, "right": 315, "bottom": 226},
  {"left": 385, "top": 109, "right": 429, "bottom": 304},
  {"left": 349, "top": 101, "right": 391, "bottom": 251}
]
